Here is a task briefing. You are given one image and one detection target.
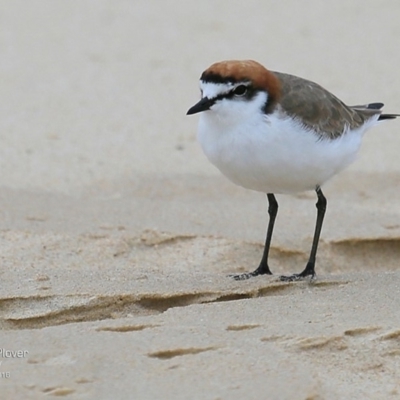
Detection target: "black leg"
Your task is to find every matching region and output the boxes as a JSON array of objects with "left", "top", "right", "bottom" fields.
[
  {"left": 232, "top": 193, "right": 278, "bottom": 280},
  {"left": 280, "top": 187, "right": 327, "bottom": 282}
]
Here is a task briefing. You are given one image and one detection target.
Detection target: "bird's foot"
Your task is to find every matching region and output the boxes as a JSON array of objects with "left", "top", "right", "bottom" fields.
[
  {"left": 229, "top": 265, "right": 272, "bottom": 281},
  {"left": 279, "top": 272, "right": 316, "bottom": 282},
  {"left": 279, "top": 262, "right": 316, "bottom": 282}
]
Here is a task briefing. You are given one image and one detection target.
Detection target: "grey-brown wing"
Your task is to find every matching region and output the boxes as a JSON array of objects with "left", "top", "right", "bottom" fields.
[{"left": 272, "top": 72, "right": 376, "bottom": 139}]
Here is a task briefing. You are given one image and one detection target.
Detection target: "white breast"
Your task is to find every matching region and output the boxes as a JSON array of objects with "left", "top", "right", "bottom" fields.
[{"left": 197, "top": 108, "right": 377, "bottom": 194}]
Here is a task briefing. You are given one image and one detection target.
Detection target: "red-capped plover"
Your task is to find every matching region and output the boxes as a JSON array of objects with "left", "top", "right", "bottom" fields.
[{"left": 187, "top": 60, "right": 398, "bottom": 281}]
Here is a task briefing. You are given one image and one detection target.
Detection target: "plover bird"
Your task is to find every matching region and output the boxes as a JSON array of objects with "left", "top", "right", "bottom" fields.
[{"left": 187, "top": 60, "right": 398, "bottom": 281}]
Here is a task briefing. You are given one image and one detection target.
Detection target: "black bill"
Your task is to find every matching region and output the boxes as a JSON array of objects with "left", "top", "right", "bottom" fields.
[{"left": 187, "top": 97, "right": 215, "bottom": 115}]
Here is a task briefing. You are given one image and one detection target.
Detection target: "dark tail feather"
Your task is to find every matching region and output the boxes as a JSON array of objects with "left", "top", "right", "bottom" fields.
[
  {"left": 351, "top": 102, "right": 384, "bottom": 110},
  {"left": 367, "top": 102, "right": 384, "bottom": 110},
  {"left": 379, "top": 113, "right": 400, "bottom": 121},
  {"left": 366, "top": 103, "right": 399, "bottom": 120},
  {"left": 351, "top": 102, "right": 399, "bottom": 120}
]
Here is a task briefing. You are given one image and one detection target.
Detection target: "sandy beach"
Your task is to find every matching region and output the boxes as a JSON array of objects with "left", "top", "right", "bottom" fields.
[{"left": 1, "top": 1, "right": 400, "bottom": 398}]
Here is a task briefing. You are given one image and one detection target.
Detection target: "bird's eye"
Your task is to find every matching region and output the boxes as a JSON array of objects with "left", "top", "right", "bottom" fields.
[{"left": 233, "top": 85, "right": 247, "bottom": 96}]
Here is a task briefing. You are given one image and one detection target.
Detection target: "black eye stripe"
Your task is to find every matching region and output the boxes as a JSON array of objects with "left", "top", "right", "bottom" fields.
[{"left": 212, "top": 85, "right": 255, "bottom": 102}]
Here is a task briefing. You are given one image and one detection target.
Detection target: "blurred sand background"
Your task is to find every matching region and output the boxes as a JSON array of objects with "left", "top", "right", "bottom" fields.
[{"left": 1, "top": 1, "right": 400, "bottom": 399}]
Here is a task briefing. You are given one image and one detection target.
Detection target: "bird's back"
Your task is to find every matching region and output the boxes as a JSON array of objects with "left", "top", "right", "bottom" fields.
[{"left": 272, "top": 72, "right": 382, "bottom": 140}]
